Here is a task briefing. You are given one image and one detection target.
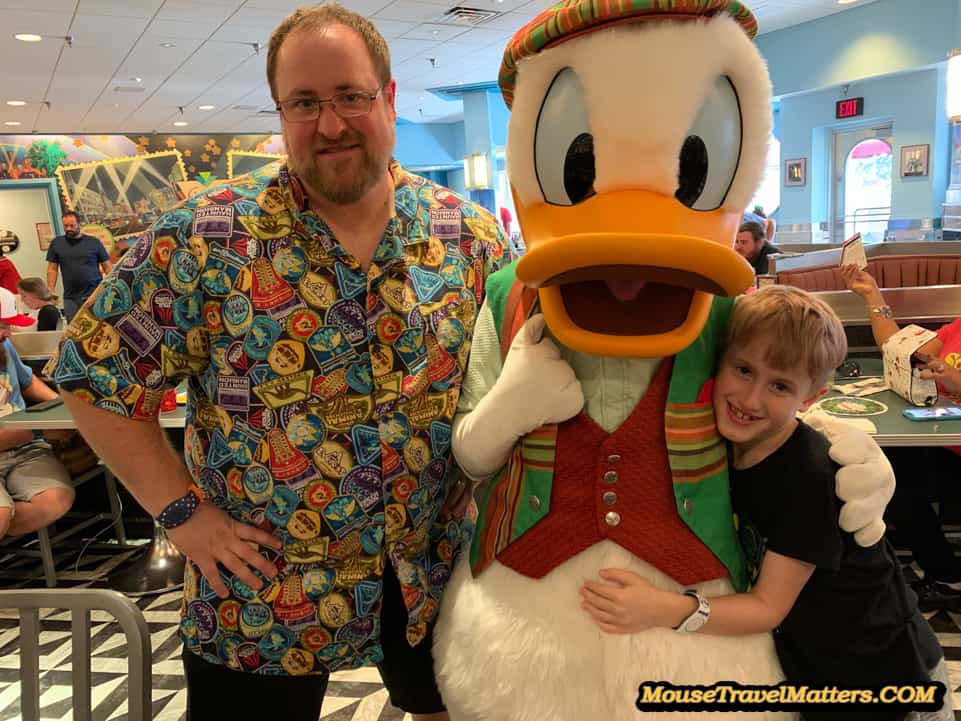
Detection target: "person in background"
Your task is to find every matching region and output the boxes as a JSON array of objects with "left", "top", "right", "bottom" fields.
[
  {"left": 46, "top": 211, "right": 112, "bottom": 322},
  {"left": 735, "top": 220, "right": 782, "bottom": 275},
  {"left": 751, "top": 205, "right": 776, "bottom": 242},
  {"left": 17, "top": 278, "right": 64, "bottom": 331},
  {"left": 499, "top": 205, "right": 512, "bottom": 238},
  {"left": 0, "top": 287, "right": 74, "bottom": 540},
  {"left": 0, "top": 248, "right": 22, "bottom": 296},
  {"left": 842, "top": 262, "right": 961, "bottom": 610}
]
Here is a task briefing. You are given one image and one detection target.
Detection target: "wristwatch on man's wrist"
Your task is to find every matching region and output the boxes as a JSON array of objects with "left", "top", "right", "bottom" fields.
[
  {"left": 870, "top": 305, "right": 893, "bottom": 319},
  {"left": 155, "top": 483, "right": 205, "bottom": 530},
  {"left": 674, "top": 590, "right": 710, "bottom": 633}
]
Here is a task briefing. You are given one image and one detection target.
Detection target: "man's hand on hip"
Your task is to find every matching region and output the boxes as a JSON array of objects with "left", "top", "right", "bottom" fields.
[{"left": 167, "top": 504, "right": 282, "bottom": 598}]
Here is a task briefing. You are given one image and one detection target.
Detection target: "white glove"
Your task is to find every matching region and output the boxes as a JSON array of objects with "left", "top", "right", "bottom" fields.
[
  {"left": 453, "top": 314, "right": 584, "bottom": 481},
  {"left": 804, "top": 408, "right": 894, "bottom": 547}
]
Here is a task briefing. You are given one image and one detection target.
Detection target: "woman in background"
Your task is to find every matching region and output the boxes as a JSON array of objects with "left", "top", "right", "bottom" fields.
[
  {"left": 842, "top": 263, "right": 961, "bottom": 611},
  {"left": 17, "top": 278, "right": 63, "bottom": 331}
]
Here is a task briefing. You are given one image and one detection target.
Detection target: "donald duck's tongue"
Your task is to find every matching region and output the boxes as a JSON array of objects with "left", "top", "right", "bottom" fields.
[{"left": 605, "top": 279, "right": 647, "bottom": 302}]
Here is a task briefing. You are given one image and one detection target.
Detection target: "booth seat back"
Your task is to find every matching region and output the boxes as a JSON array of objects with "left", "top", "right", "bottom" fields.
[{"left": 776, "top": 255, "right": 961, "bottom": 292}]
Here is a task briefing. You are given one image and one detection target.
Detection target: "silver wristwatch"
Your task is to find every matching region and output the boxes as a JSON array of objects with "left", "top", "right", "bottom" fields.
[{"left": 675, "top": 590, "right": 710, "bottom": 633}]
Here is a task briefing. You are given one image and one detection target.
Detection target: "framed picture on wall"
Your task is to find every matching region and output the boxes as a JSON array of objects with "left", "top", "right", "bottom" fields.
[
  {"left": 226, "top": 150, "right": 286, "bottom": 179},
  {"left": 900, "top": 144, "right": 929, "bottom": 178},
  {"left": 785, "top": 158, "right": 806, "bottom": 187},
  {"left": 55, "top": 150, "right": 187, "bottom": 243},
  {"left": 35, "top": 222, "right": 52, "bottom": 251}
]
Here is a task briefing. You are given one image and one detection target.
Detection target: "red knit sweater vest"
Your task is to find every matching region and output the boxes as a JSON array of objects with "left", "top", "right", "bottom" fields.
[{"left": 496, "top": 359, "right": 729, "bottom": 584}]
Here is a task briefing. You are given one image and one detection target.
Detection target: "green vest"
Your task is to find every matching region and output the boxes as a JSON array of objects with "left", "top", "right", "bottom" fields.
[{"left": 470, "top": 262, "right": 747, "bottom": 591}]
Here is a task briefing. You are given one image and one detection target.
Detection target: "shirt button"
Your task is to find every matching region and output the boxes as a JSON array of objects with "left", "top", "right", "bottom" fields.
[
  {"left": 683, "top": 498, "right": 693, "bottom": 514},
  {"left": 605, "top": 511, "right": 621, "bottom": 527},
  {"left": 529, "top": 495, "right": 541, "bottom": 511},
  {"left": 607, "top": 454, "right": 621, "bottom": 464},
  {"left": 603, "top": 471, "right": 618, "bottom": 484},
  {"left": 602, "top": 491, "right": 617, "bottom": 506}
]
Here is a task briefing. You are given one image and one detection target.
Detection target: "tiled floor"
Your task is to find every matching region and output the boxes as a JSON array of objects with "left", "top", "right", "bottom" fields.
[{"left": 1, "top": 541, "right": 961, "bottom": 720}]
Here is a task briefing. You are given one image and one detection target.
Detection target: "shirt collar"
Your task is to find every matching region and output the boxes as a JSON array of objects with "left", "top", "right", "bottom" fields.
[{"left": 278, "top": 159, "right": 430, "bottom": 254}]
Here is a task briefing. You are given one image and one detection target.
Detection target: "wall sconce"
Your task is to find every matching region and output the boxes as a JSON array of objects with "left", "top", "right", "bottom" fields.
[
  {"left": 463, "top": 152, "right": 491, "bottom": 190},
  {"left": 948, "top": 49, "right": 961, "bottom": 122}
]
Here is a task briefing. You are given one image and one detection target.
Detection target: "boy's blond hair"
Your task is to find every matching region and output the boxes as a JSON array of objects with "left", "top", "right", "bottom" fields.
[
  {"left": 724, "top": 286, "right": 848, "bottom": 391},
  {"left": 267, "top": 4, "right": 391, "bottom": 103}
]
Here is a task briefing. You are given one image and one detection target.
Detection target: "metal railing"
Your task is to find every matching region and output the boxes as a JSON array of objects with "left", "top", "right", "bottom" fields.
[{"left": 0, "top": 589, "right": 152, "bottom": 721}]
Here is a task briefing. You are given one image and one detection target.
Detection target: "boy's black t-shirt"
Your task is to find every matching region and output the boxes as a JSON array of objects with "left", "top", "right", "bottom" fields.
[{"left": 731, "top": 421, "right": 942, "bottom": 721}]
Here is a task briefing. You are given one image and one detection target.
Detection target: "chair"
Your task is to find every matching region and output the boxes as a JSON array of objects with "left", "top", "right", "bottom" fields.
[
  {"left": 0, "top": 588, "right": 152, "bottom": 721},
  {"left": 0, "top": 464, "right": 130, "bottom": 588}
]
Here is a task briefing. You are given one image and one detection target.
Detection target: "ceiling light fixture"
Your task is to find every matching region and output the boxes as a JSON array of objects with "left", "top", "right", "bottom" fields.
[
  {"left": 837, "top": 0, "right": 858, "bottom": 4},
  {"left": 4, "top": 121, "right": 22, "bottom": 126},
  {"left": 173, "top": 121, "right": 188, "bottom": 127},
  {"left": 5, "top": 100, "right": 26, "bottom": 106},
  {"left": 159, "top": 41, "right": 175, "bottom": 48},
  {"left": 14, "top": 33, "right": 42, "bottom": 42},
  {"left": 131, "top": 76, "right": 143, "bottom": 83},
  {"left": 198, "top": 104, "right": 215, "bottom": 110}
]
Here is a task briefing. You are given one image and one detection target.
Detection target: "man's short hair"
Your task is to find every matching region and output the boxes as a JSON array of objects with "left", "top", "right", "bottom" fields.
[
  {"left": 267, "top": 3, "right": 391, "bottom": 103},
  {"left": 62, "top": 210, "right": 80, "bottom": 222},
  {"left": 738, "top": 221, "right": 765, "bottom": 243},
  {"left": 724, "top": 285, "right": 848, "bottom": 390}
]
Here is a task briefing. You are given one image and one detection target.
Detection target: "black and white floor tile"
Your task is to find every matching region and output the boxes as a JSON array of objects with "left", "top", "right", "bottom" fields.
[{"left": 2, "top": 538, "right": 961, "bottom": 720}]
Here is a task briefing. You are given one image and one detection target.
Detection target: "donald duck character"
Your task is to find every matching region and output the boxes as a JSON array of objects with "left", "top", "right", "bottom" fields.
[{"left": 433, "top": 1, "right": 894, "bottom": 720}]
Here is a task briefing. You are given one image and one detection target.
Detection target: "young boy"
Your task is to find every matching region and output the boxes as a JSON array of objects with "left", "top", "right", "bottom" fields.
[{"left": 580, "top": 285, "right": 951, "bottom": 721}]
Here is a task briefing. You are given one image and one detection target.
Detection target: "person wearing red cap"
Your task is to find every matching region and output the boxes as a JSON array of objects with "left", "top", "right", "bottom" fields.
[{"left": 0, "top": 287, "right": 75, "bottom": 540}]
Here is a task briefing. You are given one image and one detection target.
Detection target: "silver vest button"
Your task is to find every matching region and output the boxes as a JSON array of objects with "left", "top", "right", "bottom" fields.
[
  {"left": 602, "top": 491, "right": 617, "bottom": 506},
  {"left": 607, "top": 454, "right": 621, "bottom": 464},
  {"left": 603, "top": 470, "right": 618, "bottom": 484},
  {"left": 683, "top": 498, "right": 693, "bottom": 514},
  {"left": 529, "top": 495, "right": 541, "bottom": 511},
  {"left": 605, "top": 511, "right": 621, "bottom": 527}
]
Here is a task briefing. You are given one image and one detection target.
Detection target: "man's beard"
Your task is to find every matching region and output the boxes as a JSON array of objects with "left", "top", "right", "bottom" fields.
[{"left": 288, "top": 131, "right": 386, "bottom": 206}]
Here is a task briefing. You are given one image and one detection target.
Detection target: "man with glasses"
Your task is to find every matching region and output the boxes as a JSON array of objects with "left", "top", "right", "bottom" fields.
[{"left": 52, "top": 4, "right": 508, "bottom": 720}]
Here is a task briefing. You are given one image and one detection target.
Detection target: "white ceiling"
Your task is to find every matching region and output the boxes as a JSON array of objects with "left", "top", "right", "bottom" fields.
[{"left": 0, "top": 0, "right": 880, "bottom": 133}]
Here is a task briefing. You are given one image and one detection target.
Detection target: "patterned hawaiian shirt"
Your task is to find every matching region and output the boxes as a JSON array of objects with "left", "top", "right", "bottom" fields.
[{"left": 52, "top": 160, "right": 508, "bottom": 675}]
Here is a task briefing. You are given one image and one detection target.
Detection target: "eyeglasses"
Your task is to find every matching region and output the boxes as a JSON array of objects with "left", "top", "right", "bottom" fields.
[{"left": 277, "top": 88, "right": 381, "bottom": 123}]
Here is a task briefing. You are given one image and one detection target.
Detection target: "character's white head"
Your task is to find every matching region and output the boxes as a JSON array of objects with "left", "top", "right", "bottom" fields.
[{"left": 501, "top": 2, "right": 772, "bottom": 357}]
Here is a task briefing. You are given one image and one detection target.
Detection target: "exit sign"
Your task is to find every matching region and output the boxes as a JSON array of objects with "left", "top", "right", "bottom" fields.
[{"left": 836, "top": 97, "right": 865, "bottom": 119}]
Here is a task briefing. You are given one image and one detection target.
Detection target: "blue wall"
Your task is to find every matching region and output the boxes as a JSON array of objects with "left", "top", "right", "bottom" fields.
[
  {"left": 777, "top": 66, "right": 949, "bottom": 225},
  {"left": 394, "top": 121, "right": 462, "bottom": 170},
  {"left": 755, "top": 0, "right": 959, "bottom": 98}
]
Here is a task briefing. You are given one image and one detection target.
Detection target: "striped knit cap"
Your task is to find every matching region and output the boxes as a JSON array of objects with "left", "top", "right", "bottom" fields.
[{"left": 499, "top": 0, "right": 758, "bottom": 108}]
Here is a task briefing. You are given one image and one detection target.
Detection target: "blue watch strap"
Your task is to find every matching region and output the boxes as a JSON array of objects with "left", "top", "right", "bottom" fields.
[{"left": 155, "top": 484, "right": 204, "bottom": 529}]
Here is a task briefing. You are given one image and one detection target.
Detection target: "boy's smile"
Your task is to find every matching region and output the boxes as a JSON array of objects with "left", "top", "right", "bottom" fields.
[{"left": 714, "top": 338, "right": 827, "bottom": 469}]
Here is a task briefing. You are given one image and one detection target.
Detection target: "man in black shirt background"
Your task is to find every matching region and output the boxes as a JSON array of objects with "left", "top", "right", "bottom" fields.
[
  {"left": 735, "top": 220, "right": 781, "bottom": 275},
  {"left": 46, "top": 211, "right": 112, "bottom": 321}
]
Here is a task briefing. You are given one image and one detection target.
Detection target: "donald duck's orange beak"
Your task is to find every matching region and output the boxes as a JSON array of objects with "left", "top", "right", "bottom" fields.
[{"left": 514, "top": 190, "right": 754, "bottom": 358}]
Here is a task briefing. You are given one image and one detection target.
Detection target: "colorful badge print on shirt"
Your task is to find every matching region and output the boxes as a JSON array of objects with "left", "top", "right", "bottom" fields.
[
  {"left": 281, "top": 647, "right": 315, "bottom": 676},
  {"left": 91, "top": 280, "right": 133, "bottom": 320},
  {"left": 267, "top": 340, "right": 306, "bottom": 376},
  {"left": 321, "top": 496, "right": 368, "bottom": 539},
  {"left": 327, "top": 299, "right": 367, "bottom": 346},
  {"left": 237, "top": 212, "right": 294, "bottom": 240},
  {"left": 169, "top": 249, "right": 202, "bottom": 295},
  {"left": 298, "top": 271, "right": 338, "bottom": 310},
  {"left": 243, "top": 316, "right": 282, "bottom": 361},
  {"left": 272, "top": 245, "right": 308, "bottom": 284}
]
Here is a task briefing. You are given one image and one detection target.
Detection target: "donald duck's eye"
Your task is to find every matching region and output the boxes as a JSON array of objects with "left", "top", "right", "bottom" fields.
[
  {"left": 534, "top": 68, "right": 596, "bottom": 206},
  {"left": 675, "top": 75, "right": 742, "bottom": 211}
]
